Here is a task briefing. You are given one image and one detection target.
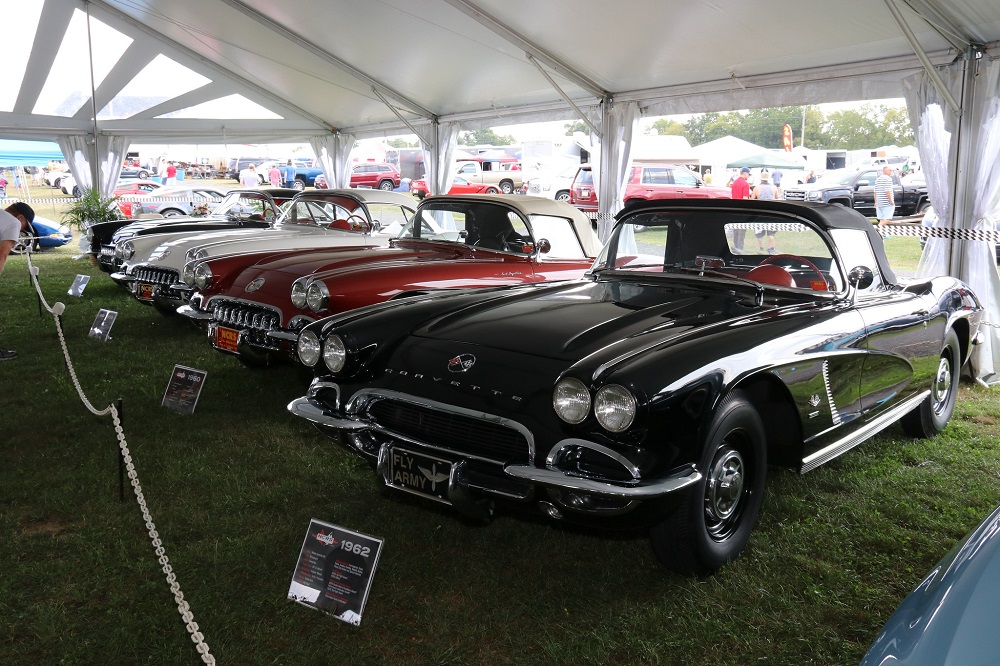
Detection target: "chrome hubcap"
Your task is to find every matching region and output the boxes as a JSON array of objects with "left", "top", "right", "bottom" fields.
[
  {"left": 932, "top": 355, "right": 952, "bottom": 409},
  {"left": 706, "top": 448, "right": 744, "bottom": 522}
]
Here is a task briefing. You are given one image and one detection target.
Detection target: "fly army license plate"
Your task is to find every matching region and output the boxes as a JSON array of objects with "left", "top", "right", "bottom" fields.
[{"left": 384, "top": 447, "right": 452, "bottom": 503}]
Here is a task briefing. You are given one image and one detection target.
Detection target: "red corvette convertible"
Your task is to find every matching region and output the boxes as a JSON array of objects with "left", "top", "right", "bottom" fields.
[{"left": 409, "top": 176, "right": 498, "bottom": 200}]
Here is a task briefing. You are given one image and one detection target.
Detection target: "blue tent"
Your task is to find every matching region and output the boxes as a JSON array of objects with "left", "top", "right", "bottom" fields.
[{"left": 0, "top": 139, "right": 64, "bottom": 167}]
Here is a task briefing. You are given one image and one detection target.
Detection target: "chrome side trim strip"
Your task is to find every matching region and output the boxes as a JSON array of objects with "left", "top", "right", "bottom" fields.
[{"left": 801, "top": 390, "right": 929, "bottom": 473}]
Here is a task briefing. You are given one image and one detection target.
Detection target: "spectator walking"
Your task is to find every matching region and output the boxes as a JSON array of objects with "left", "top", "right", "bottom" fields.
[
  {"left": 750, "top": 171, "right": 779, "bottom": 254},
  {"left": 165, "top": 161, "right": 177, "bottom": 186},
  {"left": 0, "top": 202, "right": 36, "bottom": 360},
  {"left": 730, "top": 167, "right": 752, "bottom": 252},
  {"left": 875, "top": 166, "right": 895, "bottom": 231},
  {"left": 240, "top": 163, "right": 260, "bottom": 189},
  {"left": 268, "top": 163, "right": 282, "bottom": 187},
  {"left": 281, "top": 160, "right": 296, "bottom": 188}
]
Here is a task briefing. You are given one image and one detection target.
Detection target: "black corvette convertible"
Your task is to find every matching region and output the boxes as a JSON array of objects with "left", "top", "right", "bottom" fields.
[{"left": 288, "top": 198, "right": 983, "bottom": 575}]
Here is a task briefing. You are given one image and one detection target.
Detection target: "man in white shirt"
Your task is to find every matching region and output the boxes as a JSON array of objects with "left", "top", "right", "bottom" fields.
[
  {"left": 0, "top": 202, "right": 37, "bottom": 361},
  {"left": 239, "top": 164, "right": 260, "bottom": 188}
]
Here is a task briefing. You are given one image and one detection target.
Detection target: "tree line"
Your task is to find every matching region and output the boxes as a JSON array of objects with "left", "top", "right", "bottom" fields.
[{"left": 388, "top": 103, "right": 914, "bottom": 151}]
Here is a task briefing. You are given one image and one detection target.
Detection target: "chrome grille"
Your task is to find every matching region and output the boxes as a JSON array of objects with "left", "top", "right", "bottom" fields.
[
  {"left": 366, "top": 399, "right": 529, "bottom": 464},
  {"left": 99, "top": 244, "right": 115, "bottom": 258},
  {"left": 782, "top": 189, "right": 807, "bottom": 201},
  {"left": 133, "top": 266, "right": 179, "bottom": 285},
  {"left": 210, "top": 299, "right": 282, "bottom": 347}
]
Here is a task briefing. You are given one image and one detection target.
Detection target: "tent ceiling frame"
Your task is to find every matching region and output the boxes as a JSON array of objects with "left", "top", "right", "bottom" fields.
[
  {"left": 884, "top": 0, "right": 961, "bottom": 112},
  {"left": 215, "top": 0, "right": 437, "bottom": 122},
  {"left": 90, "top": 0, "right": 332, "bottom": 131}
]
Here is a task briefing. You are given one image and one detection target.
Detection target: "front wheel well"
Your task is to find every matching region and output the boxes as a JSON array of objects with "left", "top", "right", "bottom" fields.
[{"left": 729, "top": 374, "right": 802, "bottom": 468}]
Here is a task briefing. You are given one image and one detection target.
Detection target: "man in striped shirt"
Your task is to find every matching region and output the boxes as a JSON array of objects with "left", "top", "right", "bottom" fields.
[{"left": 875, "top": 166, "right": 896, "bottom": 230}]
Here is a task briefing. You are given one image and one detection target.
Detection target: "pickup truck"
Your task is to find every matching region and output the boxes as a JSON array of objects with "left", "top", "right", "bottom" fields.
[
  {"left": 782, "top": 167, "right": 930, "bottom": 217},
  {"left": 455, "top": 159, "right": 522, "bottom": 194}
]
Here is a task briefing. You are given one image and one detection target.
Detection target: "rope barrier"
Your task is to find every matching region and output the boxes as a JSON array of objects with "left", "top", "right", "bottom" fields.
[{"left": 21, "top": 248, "right": 215, "bottom": 665}]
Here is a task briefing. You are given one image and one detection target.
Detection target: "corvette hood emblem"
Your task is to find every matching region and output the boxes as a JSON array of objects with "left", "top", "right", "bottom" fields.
[
  {"left": 448, "top": 353, "right": 476, "bottom": 373},
  {"left": 245, "top": 277, "right": 265, "bottom": 293}
]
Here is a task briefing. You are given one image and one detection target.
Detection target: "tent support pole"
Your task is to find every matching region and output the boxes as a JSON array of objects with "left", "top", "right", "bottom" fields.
[
  {"left": 85, "top": 1, "right": 101, "bottom": 192},
  {"left": 882, "top": 0, "right": 960, "bottom": 113}
]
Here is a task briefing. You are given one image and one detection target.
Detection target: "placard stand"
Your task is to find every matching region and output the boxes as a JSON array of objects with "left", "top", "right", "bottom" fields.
[
  {"left": 288, "top": 519, "right": 383, "bottom": 626},
  {"left": 161, "top": 365, "right": 207, "bottom": 415}
]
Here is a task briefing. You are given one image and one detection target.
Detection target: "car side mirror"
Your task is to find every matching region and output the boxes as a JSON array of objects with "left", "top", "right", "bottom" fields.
[
  {"left": 848, "top": 265, "right": 875, "bottom": 290},
  {"left": 536, "top": 238, "right": 551, "bottom": 254},
  {"left": 856, "top": 180, "right": 870, "bottom": 188}
]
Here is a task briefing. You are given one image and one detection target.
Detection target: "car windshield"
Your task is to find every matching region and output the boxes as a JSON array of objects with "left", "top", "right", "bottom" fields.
[
  {"left": 212, "top": 192, "right": 276, "bottom": 221},
  {"left": 399, "top": 201, "right": 537, "bottom": 254},
  {"left": 815, "top": 169, "right": 860, "bottom": 186},
  {"left": 275, "top": 198, "right": 364, "bottom": 229},
  {"left": 593, "top": 209, "right": 845, "bottom": 292}
]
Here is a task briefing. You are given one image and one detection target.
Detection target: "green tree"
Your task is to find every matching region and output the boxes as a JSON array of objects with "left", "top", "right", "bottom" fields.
[
  {"left": 563, "top": 120, "right": 590, "bottom": 136},
  {"left": 458, "top": 128, "right": 516, "bottom": 146},
  {"left": 822, "top": 104, "right": 913, "bottom": 150},
  {"left": 646, "top": 118, "right": 687, "bottom": 138},
  {"left": 387, "top": 137, "right": 418, "bottom": 148}
]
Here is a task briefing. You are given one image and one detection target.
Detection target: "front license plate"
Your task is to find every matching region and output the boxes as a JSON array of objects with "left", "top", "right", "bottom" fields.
[
  {"left": 136, "top": 282, "right": 155, "bottom": 301},
  {"left": 386, "top": 447, "right": 452, "bottom": 503},
  {"left": 213, "top": 326, "right": 240, "bottom": 353}
]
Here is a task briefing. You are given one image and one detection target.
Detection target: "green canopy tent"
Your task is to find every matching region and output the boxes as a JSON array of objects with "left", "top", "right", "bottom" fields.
[{"left": 727, "top": 151, "right": 807, "bottom": 170}]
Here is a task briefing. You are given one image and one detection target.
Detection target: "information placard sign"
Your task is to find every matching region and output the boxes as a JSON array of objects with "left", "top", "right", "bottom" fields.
[
  {"left": 161, "top": 365, "right": 207, "bottom": 415},
  {"left": 88, "top": 309, "right": 117, "bottom": 341},
  {"left": 68, "top": 274, "right": 90, "bottom": 297},
  {"left": 288, "top": 519, "right": 383, "bottom": 626}
]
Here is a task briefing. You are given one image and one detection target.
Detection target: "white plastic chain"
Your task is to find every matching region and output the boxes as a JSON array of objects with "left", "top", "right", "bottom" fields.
[{"left": 22, "top": 248, "right": 216, "bottom": 665}]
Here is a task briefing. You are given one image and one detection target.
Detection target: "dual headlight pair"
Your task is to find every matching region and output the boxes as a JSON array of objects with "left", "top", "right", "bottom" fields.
[
  {"left": 290, "top": 279, "right": 330, "bottom": 313},
  {"left": 181, "top": 262, "right": 213, "bottom": 289},
  {"left": 296, "top": 330, "right": 346, "bottom": 372},
  {"left": 553, "top": 378, "right": 636, "bottom": 433}
]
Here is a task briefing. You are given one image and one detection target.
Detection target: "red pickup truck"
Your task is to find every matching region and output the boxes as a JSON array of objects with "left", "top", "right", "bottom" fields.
[{"left": 570, "top": 163, "right": 731, "bottom": 217}]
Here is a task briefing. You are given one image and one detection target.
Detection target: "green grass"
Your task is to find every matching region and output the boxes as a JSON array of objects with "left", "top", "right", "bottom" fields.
[{"left": 2, "top": 217, "right": 999, "bottom": 665}]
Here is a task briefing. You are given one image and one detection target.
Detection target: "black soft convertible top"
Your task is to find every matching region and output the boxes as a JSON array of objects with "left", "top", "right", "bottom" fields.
[{"left": 620, "top": 198, "right": 897, "bottom": 284}]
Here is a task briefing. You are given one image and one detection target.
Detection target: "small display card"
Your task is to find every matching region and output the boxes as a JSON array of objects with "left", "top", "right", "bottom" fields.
[
  {"left": 68, "top": 274, "right": 90, "bottom": 297},
  {"left": 288, "top": 519, "right": 384, "bottom": 626},
  {"left": 88, "top": 309, "right": 117, "bottom": 341},
  {"left": 161, "top": 365, "right": 207, "bottom": 415}
]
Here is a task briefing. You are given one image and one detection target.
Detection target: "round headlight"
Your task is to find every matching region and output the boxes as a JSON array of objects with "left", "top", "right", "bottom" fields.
[
  {"left": 553, "top": 378, "right": 591, "bottom": 424},
  {"left": 323, "top": 334, "right": 347, "bottom": 373},
  {"left": 194, "top": 263, "right": 212, "bottom": 290},
  {"left": 290, "top": 279, "right": 308, "bottom": 309},
  {"left": 305, "top": 281, "right": 330, "bottom": 312},
  {"left": 186, "top": 247, "right": 209, "bottom": 263},
  {"left": 86, "top": 227, "right": 94, "bottom": 241},
  {"left": 594, "top": 385, "right": 637, "bottom": 432},
  {"left": 182, "top": 262, "right": 196, "bottom": 286},
  {"left": 120, "top": 240, "right": 135, "bottom": 260},
  {"left": 297, "top": 329, "right": 320, "bottom": 367}
]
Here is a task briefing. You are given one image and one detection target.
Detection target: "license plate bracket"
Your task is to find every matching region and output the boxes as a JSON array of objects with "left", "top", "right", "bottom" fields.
[{"left": 213, "top": 325, "right": 240, "bottom": 353}]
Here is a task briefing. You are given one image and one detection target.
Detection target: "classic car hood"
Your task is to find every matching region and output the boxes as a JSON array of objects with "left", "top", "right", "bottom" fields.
[
  {"left": 408, "top": 278, "right": 782, "bottom": 364},
  {"left": 252, "top": 242, "right": 466, "bottom": 277}
]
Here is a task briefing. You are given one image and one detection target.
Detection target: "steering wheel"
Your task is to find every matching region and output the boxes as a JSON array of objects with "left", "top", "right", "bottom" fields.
[
  {"left": 758, "top": 254, "right": 828, "bottom": 289},
  {"left": 345, "top": 214, "right": 371, "bottom": 232}
]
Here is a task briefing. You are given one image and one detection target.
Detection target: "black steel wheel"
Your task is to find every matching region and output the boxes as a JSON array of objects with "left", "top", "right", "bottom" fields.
[
  {"left": 902, "top": 329, "right": 960, "bottom": 438},
  {"left": 650, "top": 390, "right": 767, "bottom": 576}
]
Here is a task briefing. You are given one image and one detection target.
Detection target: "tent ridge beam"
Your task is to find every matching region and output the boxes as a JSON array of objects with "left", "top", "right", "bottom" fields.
[
  {"left": 526, "top": 54, "right": 601, "bottom": 139},
  {"left": 443, "top": 0, "right": 608, "bottom": 100},
  {"left": 214, "top": 0, "right": 436, "bottom": 121}
]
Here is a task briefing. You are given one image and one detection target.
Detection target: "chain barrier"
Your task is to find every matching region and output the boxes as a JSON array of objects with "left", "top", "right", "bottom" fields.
[{"left": 21, "top": 248, "right": 216, "bottom": 665}]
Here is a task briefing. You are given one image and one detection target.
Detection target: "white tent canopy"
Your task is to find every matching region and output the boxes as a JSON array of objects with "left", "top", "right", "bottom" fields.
[{"left": 3, "top": 0, "right": 1000, "bottom": 380}]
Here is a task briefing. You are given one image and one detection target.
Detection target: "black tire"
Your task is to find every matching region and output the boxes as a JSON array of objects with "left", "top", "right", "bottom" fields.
[
  {"left": 499, "top": 180, "right": 514, "bottom": 194},
  {"left": 161, "top": 208, "right": 185, "bottom": 217},
  {"left": 138, "top": 170, "right": 149, "bottom": 179},
  {"left": 901, "top": 329, "right": 960, "bottom": 438},
  {"left": 378, "top": 180, "right": 394, "bottom": 191},
  {"left": 555, "top": 190, "right": 571, "bottom": 202},
  {"left": 650, "top": 390, "right": 767, "bottom": 576},
  {"left": 72, "top": 186, "right": 81, "bottom": 197},
  {"left": 292, "top": 178, "right": 306, "bottom": 191}
]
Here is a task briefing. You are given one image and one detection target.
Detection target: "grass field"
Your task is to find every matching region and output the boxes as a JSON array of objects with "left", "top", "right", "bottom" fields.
[{"left": 1, "top": 195, "right": 998, "bottom": 665}]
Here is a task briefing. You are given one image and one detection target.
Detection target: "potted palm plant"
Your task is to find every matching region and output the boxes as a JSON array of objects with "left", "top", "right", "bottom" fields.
[{"left": 62, "top": 187, "right": 123, "bottom": 263}]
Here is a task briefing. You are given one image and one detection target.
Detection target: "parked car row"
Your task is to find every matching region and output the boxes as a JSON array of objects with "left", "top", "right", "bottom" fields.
[{"left": 90, "top": 190, "right": 983, "bottom": 590}]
